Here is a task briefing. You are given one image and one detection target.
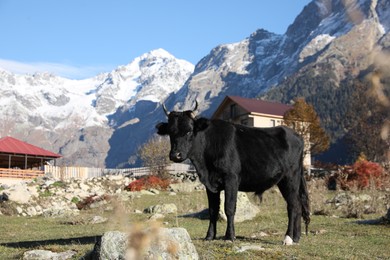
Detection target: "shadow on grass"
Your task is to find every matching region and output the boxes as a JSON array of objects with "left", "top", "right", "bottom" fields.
[
  {"left": 0, "top": 235, "right": 101, "bottom": 249},
  {"left": 192, "top": 235, "right": 280, "bottom": 246},
  {"left": 355, "top": 217, "right": 389, "bottom": 225}
]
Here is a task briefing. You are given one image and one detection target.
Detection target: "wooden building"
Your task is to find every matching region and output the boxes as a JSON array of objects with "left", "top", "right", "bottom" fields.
[{"left": 0, "top": 136, "right": 61, "bottom": 179}]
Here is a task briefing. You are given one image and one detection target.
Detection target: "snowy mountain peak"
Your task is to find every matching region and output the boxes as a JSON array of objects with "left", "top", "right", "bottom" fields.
[
  {"left": 0, "top": 49, "right": 194, "bottom": 166},
  {"left": 92, "top": 49, "right": 194, "bottom": 114}
]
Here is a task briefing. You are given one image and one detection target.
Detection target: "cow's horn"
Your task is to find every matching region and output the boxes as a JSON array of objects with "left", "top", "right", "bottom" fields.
[
  {"left": 162, "top": 103, "right": 169, "bottom": 117},
  {"left": 193, "top": 100, "right": 198, "bottom": 112},
  {"left": 189, "top": 100, "right": 198, "bottom": 119}
]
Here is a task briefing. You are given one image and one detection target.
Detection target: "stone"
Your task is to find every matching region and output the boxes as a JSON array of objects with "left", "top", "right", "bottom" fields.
[
  {"left": 23, "top": 249, "right": 76, "bottom": 259},
  {"left": 95, "top": 228, "right": 198, "bottom": 260},
  {"left": 149, "top": 188, "right": 160, "bottom": 194},
  {"left": 144, "top": 204, "right": 177, "bottom": 214},
  {"left": 234, "top": 244, "right": 264, "bottom": 253},
  {"left": 5, "top": 183, "right": 32, "bottom": 204},
  {"left": 89, "top": 200, "right": 107, "bottom": 209},
  {"left": 89, "top": 215, "right": 108, "bottom": 224},
  {"left": 16, "top": 206, "right": 23, "bottom": 215},
  {"left": 79, "top": 183, "right": 89, "bottom": 191},
  {"left": 149, "top": 213, "right": 165, "bottom": 220},
  {"left": 26, "top": 206, "right": 38, "bottom": 217},
  {"left": 219, "top": 191, "right": 260, "bottom": 222},
  {"left": 98, "top": 231, "right": 128, "bottom": 260},
  {"left": 144, "top": 228, "right": 199, "bottom": 260},
  {"left": 140, "top": 190, "right": 156, "bottom": 196},
  {"left": 107, "top": 175, "right": 124, "bottom": 181},
  {"left": 169, "top": 182, "right": 199, "bottom": 193}
]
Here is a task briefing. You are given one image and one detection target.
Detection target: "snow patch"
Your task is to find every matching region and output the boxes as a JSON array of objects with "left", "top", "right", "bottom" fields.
[{"left": 299, "top": 34, "right": 335, "bottom": 62}]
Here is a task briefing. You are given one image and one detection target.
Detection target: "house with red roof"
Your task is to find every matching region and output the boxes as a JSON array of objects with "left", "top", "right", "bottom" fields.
[
  {"left": 0, "top": 136, "right": 61, "bottom": 179},
  {"left": 212, "top": 96, "right": 311, "bottom": 168},
  {"left": 212, "top": 96, "right": 292, "bottom": 127}
]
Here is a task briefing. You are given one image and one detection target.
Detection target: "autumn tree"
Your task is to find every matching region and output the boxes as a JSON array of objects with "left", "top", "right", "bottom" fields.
[
  {"left": 283, "top": 98, "right": 330, "bottom": 156},
  {"left": 138, "top": 135, "right": 170, "bottom": 175}
]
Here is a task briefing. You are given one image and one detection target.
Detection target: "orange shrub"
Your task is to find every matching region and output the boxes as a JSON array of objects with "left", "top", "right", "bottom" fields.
[
  {"left": 125, "top": 175, "right": 171, "bottom": 191},
  {"left": 351, "top": 159, "right": 384, "bottom": 189},
  {"left": 333, "top": 157, "right": 386, "bottom": 190}
]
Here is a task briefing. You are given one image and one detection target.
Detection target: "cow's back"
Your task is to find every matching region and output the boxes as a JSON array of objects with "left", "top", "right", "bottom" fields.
[{"left": 233, "top": 124, "right": 303, "bottom": 192}]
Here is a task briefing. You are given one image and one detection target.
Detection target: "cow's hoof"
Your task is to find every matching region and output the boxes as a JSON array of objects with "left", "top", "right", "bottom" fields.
[
  {"left": 204, "top": 236, "right": 215, "bottom": 241},
  {"left": 224, "top": 235, "right": 236, "bottom": 241},
  {"left": 283, "top": 235, "right": 293, "bottom": 245}
]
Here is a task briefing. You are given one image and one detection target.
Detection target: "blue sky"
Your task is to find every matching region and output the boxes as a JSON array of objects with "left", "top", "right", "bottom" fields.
[{"left": 0, "top": 0, "right": 311, "bottom": 79}]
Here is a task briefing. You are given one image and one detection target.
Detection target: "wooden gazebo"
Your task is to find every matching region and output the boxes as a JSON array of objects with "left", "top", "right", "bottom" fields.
[{"left": 0, "top": 136, "right": 62, "bottom": 179}]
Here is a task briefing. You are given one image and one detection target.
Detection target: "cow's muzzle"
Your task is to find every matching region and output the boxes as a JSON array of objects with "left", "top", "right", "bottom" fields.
[{"left": 170, "top": 151, "right": 184, "bottom": 162}]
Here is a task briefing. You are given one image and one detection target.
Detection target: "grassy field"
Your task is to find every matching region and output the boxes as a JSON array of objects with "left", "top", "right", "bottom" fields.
[{"left": 0, "top": 185, "right": 389, "bottom": 259}]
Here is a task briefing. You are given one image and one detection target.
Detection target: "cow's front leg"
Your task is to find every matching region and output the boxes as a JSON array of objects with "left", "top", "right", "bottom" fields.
[
  {"left": 205, "top": 188, "right": 220, "bottom": 240},
  {"left": 224, "top": 180, "right": 238, "bottom": 241}
]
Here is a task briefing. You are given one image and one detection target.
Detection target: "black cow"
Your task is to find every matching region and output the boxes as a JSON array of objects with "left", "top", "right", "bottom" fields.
[{"left": 156, "top": 102, "right": 310, "bottom": 244}]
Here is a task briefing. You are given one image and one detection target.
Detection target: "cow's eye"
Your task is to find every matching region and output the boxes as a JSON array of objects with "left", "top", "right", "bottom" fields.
[{"left": 186, "top": 131, "right": 192, "bottom": 136}]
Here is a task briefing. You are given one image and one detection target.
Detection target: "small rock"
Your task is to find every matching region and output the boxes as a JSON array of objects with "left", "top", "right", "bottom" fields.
[
  {"left": 149, "top": 188, "right": 160, "bottom": 194},
  {"left": 234, "top": 244, "right": 264, "bottom": 253},
  {"left": 16, "top": 206, "right": 24, "bottom": 215},
  {"left": 26, "top": 206, "right": 37, "bottom": 217},
  {"left": 23, "top": 249, "right": 76, "bottom": 260},
  {"left": 144, "top": 204, "right": 177, "bottom": 214},
  {"left": 149, "top": 213, "right": 165, "bottom": 220},
  {"left": 140, "top": 190, "right": 156, "bottom": 196},
  {"left": 89, "top": 215, "right": 108, "bottom": 224}
]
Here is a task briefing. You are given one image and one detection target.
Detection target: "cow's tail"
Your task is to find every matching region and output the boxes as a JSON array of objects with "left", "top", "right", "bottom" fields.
[{"left": 299, "top": 154, "right": 311, "bottom": 235}]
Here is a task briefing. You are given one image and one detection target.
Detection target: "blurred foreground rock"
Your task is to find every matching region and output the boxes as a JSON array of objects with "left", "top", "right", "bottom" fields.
[{"left": 93, "top": 227, "right": 198, "bottom": 260}]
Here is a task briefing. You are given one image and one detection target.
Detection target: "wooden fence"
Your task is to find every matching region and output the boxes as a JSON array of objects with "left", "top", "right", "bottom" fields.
[
  {"left": 0, "top": 168, "right": 44, "bottom": 179},
  {"left": 44, "top": 163, "right": 196, "bottom": 180},
  {"left": 0, "top": 164, "right": 196, "bottom": 181}
]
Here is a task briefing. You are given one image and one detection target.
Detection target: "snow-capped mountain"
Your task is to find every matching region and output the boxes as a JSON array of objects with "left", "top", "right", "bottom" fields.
[
  {"left": 167, "top": 0, "right": 389, "bottom": 118},
  {"left": 0, "top": 49, "right": 193, "bottom": 167}
]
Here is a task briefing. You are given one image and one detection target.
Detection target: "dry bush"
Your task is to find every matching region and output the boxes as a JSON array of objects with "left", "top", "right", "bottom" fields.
[
  {"left": 325, "top": 156, "right": 389, "bottom": 191},
  {"left": 125, "top": 175, "right": 172, "bottom": 192}
]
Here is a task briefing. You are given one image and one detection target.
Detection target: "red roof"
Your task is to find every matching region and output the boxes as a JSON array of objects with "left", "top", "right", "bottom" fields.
[
  {"left": 228, "top": 96, "right": 292, "bottom": 116},
  {"left": 0, "top": 136, "right": 61, "bottom": 158}
]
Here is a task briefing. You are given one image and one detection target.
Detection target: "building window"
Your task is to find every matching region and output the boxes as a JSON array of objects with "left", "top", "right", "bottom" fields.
[
  {"left": 270, "top": 119, "right": 276, "bottom": 127},
  {"left": 230, "top": 104, "right": 237, "bottom": 118},
  {"left": 241, "top": 119, "right": 248, "bottom": 125}
]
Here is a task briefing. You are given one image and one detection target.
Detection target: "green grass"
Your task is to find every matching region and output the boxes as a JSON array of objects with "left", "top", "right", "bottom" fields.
[{"left": 0, "top": 189, "right": 389, "bottom": 259}]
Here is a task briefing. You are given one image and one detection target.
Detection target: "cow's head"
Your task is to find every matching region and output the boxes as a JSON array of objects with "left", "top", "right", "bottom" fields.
[{"left": 156, "top": 101, "right": 208, "bottom": 162}]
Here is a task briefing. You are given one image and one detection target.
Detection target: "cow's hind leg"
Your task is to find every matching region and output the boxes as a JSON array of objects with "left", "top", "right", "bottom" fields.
[
  {"left": 223, "top": 181, "right": 238, "bottom": 241},
  {"left": 277, "top": 177, "right": 302, "bottom": 245},
  {"left": 205, "top": 189, "right": 220, "bottom": 240}
]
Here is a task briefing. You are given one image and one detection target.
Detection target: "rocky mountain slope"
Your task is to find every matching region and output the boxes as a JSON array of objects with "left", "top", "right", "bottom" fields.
[
  {"left": 1, "top": 0, "right": 388, "bottom": 167},
  {"left": 0, "top": 49, "right": 193, "bottom": 167},
  {"left": 168, "top": 0, "right": 389, "bottom": 116}
]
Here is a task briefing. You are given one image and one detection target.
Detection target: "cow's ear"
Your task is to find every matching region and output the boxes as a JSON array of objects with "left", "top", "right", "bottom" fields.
[
  {"left": 156, "top": 122, "right": 169, "bottom": 135},
  {"left": 194, "top": 118, "right": 210, "bottom": 133}
]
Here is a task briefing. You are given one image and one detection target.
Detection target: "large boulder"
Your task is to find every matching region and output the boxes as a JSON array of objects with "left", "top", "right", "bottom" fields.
[
  {"left": 219, "top": 191, "right": 260, "bottom": 222},
  {"left": 3, "top": 183, "right": 34, "bottom": 204},
  {"left": 95, "top": 227, "right": 198, "bottom": 260}
]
